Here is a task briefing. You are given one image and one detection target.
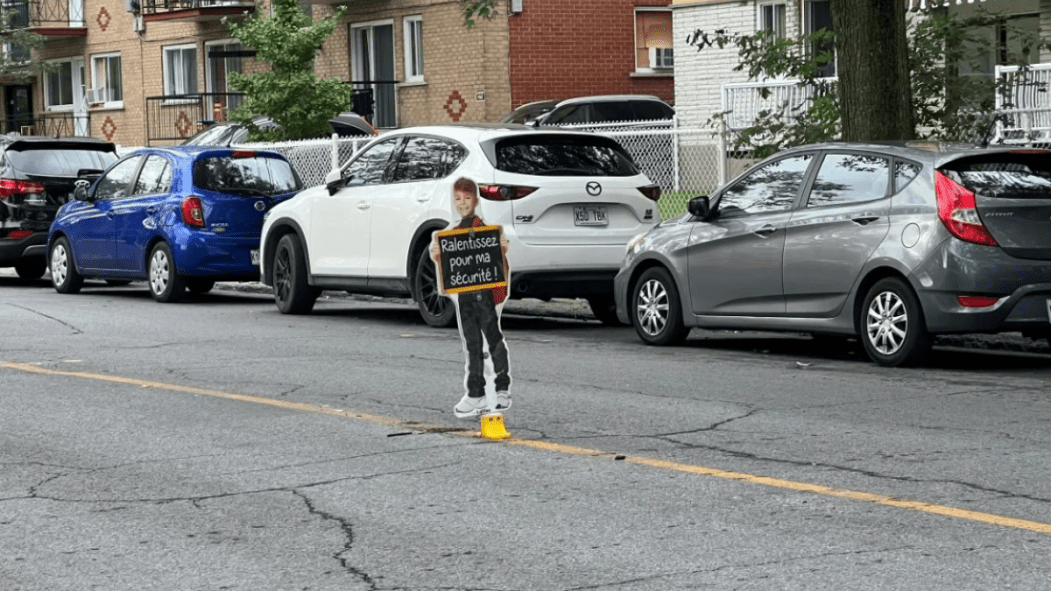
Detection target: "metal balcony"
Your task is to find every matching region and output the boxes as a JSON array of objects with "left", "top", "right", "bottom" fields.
[
  {"left": 141, "top": 0, "right": 255, "bottom": 23},
  {"left": 11, "top": 0, "right": 87, "bottom": 36}
]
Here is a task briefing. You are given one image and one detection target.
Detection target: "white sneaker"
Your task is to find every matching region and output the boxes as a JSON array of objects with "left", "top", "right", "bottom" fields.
[
  {"left": 496, "top": 391, "right": 511, "bottom": 411},
  {"left": 453, "top": 395, "right": 490, "bottom": 419}
]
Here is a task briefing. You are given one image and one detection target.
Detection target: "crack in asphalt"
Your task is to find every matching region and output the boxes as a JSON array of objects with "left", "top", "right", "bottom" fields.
[
  {"left": 292, "top": 489, "right": 376, "bottom": 589},
  {"left": 6, "top": 304, "right": 83, "bottom": 334}
]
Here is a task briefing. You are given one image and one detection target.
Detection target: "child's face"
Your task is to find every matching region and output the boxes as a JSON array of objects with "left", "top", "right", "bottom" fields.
[{"left": 453, "top": 188, "right": 477, "bottom": 218}]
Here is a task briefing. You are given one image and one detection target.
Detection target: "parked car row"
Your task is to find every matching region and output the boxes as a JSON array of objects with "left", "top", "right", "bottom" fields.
[{"left": 5, "top": 119, "right": 1048, "bottom": 369}]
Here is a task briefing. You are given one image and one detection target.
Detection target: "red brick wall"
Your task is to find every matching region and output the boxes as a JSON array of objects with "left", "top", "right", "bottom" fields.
[{"left": 508, "top": 0, "right": 673, "bottom": 109}]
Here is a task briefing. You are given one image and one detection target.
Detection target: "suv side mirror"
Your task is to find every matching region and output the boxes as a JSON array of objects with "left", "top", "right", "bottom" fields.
[
  {"left": 687, "top": 195, "right": 711, "bottom": 220},
  {"left": 73, "top": 179, "right": 92, "bottom": 202},
  {"left": 324, "top": 168, "right": 343, "bottom": 196}
]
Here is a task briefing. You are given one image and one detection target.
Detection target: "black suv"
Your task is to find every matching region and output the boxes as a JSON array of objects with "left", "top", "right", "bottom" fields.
[{"left": 0, "top": 135, "right": 119, "bottom": 279}]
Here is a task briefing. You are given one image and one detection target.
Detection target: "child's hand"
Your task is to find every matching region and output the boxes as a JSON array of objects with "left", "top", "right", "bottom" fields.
[
  {"left": 430, "top": 240, "right": 440, "bottom": 261},
  {"left": 500, "top": 235, "right": 509, "bottom": 254}
]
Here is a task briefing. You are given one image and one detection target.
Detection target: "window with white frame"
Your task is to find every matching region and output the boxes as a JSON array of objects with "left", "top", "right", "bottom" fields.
[
  {"left": 44, "top": 58, "right": 77, "bottom": 110},
  {"left": 804, "top": 0, "right": 835, "bottom": 77},
  {"left": 759, "top": 2, "right": 786, "bottom": 41},
  {"left": 90, "top": 53, "right": 123, "bottom": 106},
  {"left": 206, "top": 40, "right": 246, "bottom": 114},
  {"left": 635, "top": 9, "right": 673, "bottom": 72},
  {"left": 403, "top": 15, "right": 424, "bottom": 83},
  {"left": 163, "top": 44, "right": 199, "bottom": 97}
]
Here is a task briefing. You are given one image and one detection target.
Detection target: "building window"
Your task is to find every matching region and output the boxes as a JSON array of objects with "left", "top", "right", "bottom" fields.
[
  {"left": 635, "top": 9, "right": 673, "bottom": 73},
  {"left": 804, "top": 0, "right": 835, "bottom": 77},
  {"left": 44, "top": 58, "right": 78, "bottom": 110},
  {"left": 163, "top": 44, "right": 198, "bottom": 96},
  {"left": 403, "top": 15, "right": 424, "bottom": 83},
  {"left": 351, "top": 21, "right": 396, "bottom": 127},
  {"left": 90, "top": 53, "right": 123, "bottom": 107},
  {"left": 206, "top": 40, "right": 246, "bottom": 117},
  {"left": 759, "top": 2, "right": 786, "bottom": 41}
]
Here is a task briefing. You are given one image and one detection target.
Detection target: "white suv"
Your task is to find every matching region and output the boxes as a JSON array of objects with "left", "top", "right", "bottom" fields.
[{"left": 259, "top": 124, "right": 661, "bottom": 326}]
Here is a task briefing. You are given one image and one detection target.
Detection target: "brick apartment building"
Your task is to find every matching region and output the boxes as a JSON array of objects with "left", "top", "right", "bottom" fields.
[{"left": 3, "top": 0, "right": 673, "bottom": 147}]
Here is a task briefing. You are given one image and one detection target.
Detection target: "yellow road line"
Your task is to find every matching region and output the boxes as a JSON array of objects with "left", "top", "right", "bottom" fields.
[{"left": 4, "top": 359, "right": 1050, "bottom": 535}]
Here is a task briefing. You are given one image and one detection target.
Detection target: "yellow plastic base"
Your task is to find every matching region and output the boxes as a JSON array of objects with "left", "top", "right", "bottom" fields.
[{"left": 480, "top": 412, "right": 511, "bottom": 439}]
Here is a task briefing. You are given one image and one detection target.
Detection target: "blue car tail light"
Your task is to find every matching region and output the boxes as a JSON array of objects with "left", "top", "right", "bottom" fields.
[{"left": 181, "top": 196, "right": 205, "bottom": 228}]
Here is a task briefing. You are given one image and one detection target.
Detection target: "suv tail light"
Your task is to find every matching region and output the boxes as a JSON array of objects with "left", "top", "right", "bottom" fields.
[
  {"left": 478, "top": 184, "right": 537, "bottom": 201},
  {"left": 181, "top": 196, "right": 205, "bottom": 227},
  {"left": 637, "top": 185, "right": 661, "bottom": 202},
  {"left": 935, "top": 172, "right": 997, "bottom": 246},
  {"left": 0, "top": 178, "right": 46, "bottom": 200},
  {"left": 4, "top": 229, "right": 33, "bottom": 239}
]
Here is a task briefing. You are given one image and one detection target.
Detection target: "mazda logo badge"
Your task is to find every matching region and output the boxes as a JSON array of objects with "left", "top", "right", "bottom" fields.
[
  {"left": 586, "top": 182, "right": 602, "bottom": 196},
  {"left": 254, "top": 201, "right": 266, "bottom": 212}
]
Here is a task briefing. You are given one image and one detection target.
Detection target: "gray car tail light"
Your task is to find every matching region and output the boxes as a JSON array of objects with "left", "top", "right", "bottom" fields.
[{"left": 934, "top": 171, "right": 998, "bottom": 246}]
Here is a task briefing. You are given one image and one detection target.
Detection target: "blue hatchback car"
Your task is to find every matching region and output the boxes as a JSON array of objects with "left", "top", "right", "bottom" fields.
[{"left": 48, "top": 146, "right": 302, "bottom": 302}]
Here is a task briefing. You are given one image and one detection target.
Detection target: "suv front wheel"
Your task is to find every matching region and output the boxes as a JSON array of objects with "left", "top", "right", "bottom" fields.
[{"left": 273, "top": 234, "right": 319, "bottom": 314}]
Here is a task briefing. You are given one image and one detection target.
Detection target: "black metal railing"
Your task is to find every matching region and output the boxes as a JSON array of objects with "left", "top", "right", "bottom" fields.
[
  {"left": 10, "top": 0, "right": 84, "bottom": 28},
  {"left": 33, "top": 112, "right": 91, "bottom": 137},
  {"left": 140, "top": 0, "right": 254, "bottom": 16},
  {"left": 145, "top": 85, "right": 384, "bottom": 144}
]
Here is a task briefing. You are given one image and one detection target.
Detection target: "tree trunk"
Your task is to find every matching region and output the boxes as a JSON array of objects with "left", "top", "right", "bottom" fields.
[{"left": 830, "top": 0, "right": 915, "bottom": 141}]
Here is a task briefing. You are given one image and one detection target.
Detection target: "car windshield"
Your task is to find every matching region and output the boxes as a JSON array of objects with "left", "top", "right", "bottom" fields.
[
  {"left": 493, "top": 134, "right": 639, "bottom": 177},
  {"left": 8, "top": 146, "right": 117, "bottom": 176},
  {"left": 193, "top": 155, "right": 302, "bottom": 195}
]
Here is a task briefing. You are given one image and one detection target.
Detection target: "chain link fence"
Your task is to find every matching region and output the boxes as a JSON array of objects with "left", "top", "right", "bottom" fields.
[{"left": 239, "top": 136, "right": 369, "bottom": 188}]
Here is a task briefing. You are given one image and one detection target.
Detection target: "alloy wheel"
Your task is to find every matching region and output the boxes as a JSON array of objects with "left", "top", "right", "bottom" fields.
[
  {"left": 636, "top": 278, "right": 670, "bottom": 337},
  {"left": 274, "top": 246, "right": 292, "bottom": 304},
  {"left": 51, "top": 245, "right": 69, "bottom": 286},
  {"left": 417, "top": 257, "right": 448, "bottom": 319},
  {"left": 150, "top": 249, "right": 171, "bottom": 295},
  {"left": 866, "top": 290, "right": 908, "bottom": 356}
]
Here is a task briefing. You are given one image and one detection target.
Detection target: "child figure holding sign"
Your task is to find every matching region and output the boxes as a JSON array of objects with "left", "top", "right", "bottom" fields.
[{"left": 431, "top": 177, "right": 512, "bottom": 418}]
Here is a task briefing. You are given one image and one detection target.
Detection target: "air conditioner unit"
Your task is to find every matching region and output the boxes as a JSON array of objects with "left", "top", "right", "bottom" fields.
[
  {"left": 648, "top": 47, "right": 673, "bottom": 70},
  {"left": 87, "top": 88, "right": 110, "bottom": 104}
]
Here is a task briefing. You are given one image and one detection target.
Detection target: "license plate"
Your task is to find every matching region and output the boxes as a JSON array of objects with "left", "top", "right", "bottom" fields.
[
  {"left": 574, "top": 205, "right": 608, "bottom": 226},
  {"left": 250, "top": 249, "right": 260, "bottom": 265}
]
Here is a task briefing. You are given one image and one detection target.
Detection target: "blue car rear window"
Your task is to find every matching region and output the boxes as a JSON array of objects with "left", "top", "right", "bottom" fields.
[{"left": 193, "top": 156, "right": 301, "bottom": 195}]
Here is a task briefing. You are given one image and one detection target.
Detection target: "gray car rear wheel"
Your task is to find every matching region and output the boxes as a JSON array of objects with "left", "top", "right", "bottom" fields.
[
  {"left": 860, "top": 277, "right": 930, "bottom": 367},
  {"left": 632, "top": 267, "right": 688, "bottom": 346}
]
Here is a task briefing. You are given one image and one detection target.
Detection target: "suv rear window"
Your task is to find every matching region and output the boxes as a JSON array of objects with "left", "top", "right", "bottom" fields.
[
  {"left": 193, "top": 155, "right": 301, "bottom": 195},
  {"left": 942, "top": 153, "right": 1051, "bottom": 199},
  {"left": 493, "top": 135, "right": 640, "bottom": 177},
  {"left": 7, "top": 146, "right": 117, "bottom": 176}
]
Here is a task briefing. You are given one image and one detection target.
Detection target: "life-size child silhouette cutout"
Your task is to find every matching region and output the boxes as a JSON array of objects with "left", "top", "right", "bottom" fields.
[{"left": 430, "top": 177, "right": 512, "bottom": 418}]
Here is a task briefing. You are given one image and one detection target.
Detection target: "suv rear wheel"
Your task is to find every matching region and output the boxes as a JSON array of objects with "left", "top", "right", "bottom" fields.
[
  {"left": 15, "top": 258, "right": 47, "bottom": 280},
  {"left": 587, "top": 294, "right": 622, "bottom": 326},
  {"left": 50, "top": 237, "right": 83, "bottom": 294},
  {"left": 860, "top": 277, "right": 931, "bottom": 367},
  {"left": 273, "top": 234, "right": 319, "bottom": 314},
  {"left": 414, "top": 249, "right": 456, "bottom": 328}
]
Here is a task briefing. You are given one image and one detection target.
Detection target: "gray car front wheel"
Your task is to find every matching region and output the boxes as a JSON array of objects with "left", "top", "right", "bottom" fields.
[{"left": 632, "top": 267, "right": 688, "bottom": 346}]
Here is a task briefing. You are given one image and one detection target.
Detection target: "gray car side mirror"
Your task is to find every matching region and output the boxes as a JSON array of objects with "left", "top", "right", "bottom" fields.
[{"left": 687, "top": 195, "right": 711, "bottom": 220}]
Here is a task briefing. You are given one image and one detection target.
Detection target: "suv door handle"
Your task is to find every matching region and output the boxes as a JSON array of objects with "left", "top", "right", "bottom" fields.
[
  {"left": 357, "top": 202, "right": 370, "bottom": 210},
  {"left": 753, "top": 225, "right": 777, "bottom": 237},
  {"left": 852, "top": 216, "right": 879, "bottom": 226}
]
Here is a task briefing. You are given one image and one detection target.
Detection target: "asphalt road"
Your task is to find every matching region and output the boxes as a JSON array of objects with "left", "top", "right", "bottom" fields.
[{"left": 2, "top": 273, "right": 1050, "bottom": 591}]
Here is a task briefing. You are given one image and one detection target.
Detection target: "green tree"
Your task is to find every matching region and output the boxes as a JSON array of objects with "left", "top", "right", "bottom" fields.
[
  {"left": 2, "top": 3, "right": 45, "bottom": 82},
  {"left": 223, "top": 0, "right": 347, "bottom": 141}
]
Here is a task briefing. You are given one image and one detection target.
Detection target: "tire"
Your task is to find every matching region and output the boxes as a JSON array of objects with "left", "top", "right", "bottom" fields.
[
  {"left": 187, "top": 278, "right": 216, "bottom": 294},
  {"left": 15, "top": 258, "right": 47, "bottom": 280},
  {"left": 860, "top": 277, "right": 931, "bottom": 367},
  {"left": 631, "top": 267, "right": 688, "bottom": 346},
  {"left": 49, "top": 237, "right": 83, "bottom": 294},
  {"left": 148, "top": 242, "right": 186, "bottom": 303},
  {"left": 587, "top": 294, "right": 624, "bottom": 326},
  {"left": 272, "top": 234, "right": 319, "bottom": 314},
  {"left": 105, "top": 280, "right": 133, "bottom": 287},
  {"left": 414, "top": 249, "right": 456, "bottom": 328}
]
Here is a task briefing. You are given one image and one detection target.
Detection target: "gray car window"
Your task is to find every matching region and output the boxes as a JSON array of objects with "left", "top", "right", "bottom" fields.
[
  {"left": 343, "top": 138, "right": 400, "bottom": 185},
  {"left": 806, "top": 153, "right": 890, "bottom": 208},
  {"left": 390, "top": 137, "right": 465, "bottom": 182},
  {"left": 133, "top": 155, "right": 172, "bottom": 195},
  {"left": 893, "top": 160, "right": 921, "bottom": 194},
  {"left": 95, "top": 156, "right": 143, "bottom": 201},
  {"left": 719, "top": 154, "right": 812, "bottom": 216}
]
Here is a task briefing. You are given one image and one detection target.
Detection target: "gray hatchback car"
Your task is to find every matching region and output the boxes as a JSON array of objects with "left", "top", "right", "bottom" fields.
[{"left": 614, "top": 141, "right": 1051, "bottom": 366}]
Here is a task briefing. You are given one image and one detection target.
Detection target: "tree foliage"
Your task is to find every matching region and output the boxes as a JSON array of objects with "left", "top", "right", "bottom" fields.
[
  {"left": 460, "top": 0, "right": 498, "bottom": 29},
  {"left": 223, "top": 0, "right": 347, "bottom": 141},
  {"left": 2, "top": 7, "right": 45, "bottom": 82},
  {"left": 692, "top": 7, "right": 1051, "bottom": 157}
]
